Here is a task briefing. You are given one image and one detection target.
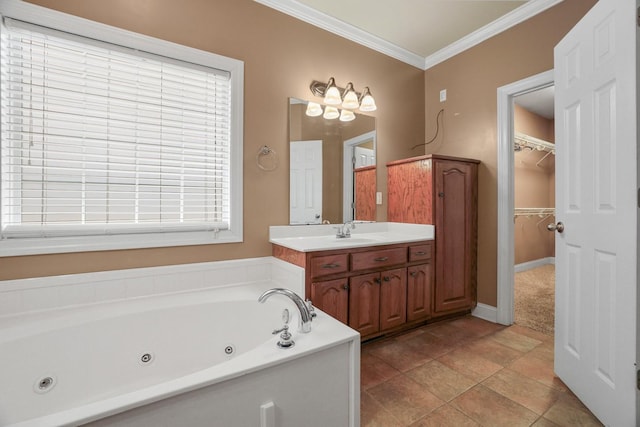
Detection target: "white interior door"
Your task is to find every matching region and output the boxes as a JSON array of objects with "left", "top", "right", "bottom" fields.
[
  {"left": 290, "top": 140, "right": 322, "bottom": 224},
  {"left": 554, "top": 0, "right": 637, "bottom": 424}
]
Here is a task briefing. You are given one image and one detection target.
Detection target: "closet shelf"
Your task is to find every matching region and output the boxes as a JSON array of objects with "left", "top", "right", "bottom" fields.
[{"left": 514, "top": 132, "right": 555, "bottom": 153}]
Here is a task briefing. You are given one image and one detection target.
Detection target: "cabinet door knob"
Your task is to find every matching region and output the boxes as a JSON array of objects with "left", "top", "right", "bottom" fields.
[
  {"left": 343, "top": 283, "right": 349, "bottom": 291},
  {"left": 409, "top": 271, "right": 417, "bottom": 277},
  {"left": 374, "top": 278, "right": 381, "bottom": 284},
  {"left": 383, "top": 276, "right": 390, "bottom": 282},
  {"left": 438, "top": 192, "right": 445, "bottom": 198}
]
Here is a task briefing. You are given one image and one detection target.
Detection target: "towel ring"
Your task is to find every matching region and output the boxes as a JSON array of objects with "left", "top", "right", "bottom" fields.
[{"left": 256, "top": 145, "right": 278, "bottom": 171}]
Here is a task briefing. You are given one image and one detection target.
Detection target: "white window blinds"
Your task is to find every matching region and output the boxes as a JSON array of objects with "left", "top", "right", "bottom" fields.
[{"left": 1, "top": 18, "right": 233, "bottom": 239}]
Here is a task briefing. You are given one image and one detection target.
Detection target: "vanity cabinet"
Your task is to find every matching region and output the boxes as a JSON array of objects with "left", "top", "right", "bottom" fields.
[
  {"left": 273, "top": 241, "right": 433, "bottom": 340},
  {"left": 387, "top": 155, "right": 479, "bottom": 317},
  {"left": 349, "top": 267, "right": 407, "bottom": 336},
  {"left": 310, "top": 278, "right": 349, "bottom": 324}
]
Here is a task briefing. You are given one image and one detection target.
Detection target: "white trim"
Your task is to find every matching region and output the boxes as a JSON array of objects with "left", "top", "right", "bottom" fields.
[
  {"left": 0, "top": 0, "right": 244, "bottom": 256},
  {"left": 472, "top": 303, "right": 498, "bottom": 323},
  {"left": 496, "top": 70, "right": 554, "bottom": 326},
  {"left": 423, "top": 0, "right": 563, "bottom": 69},
  {"left": 254, "top": 0, "right": 563, "bottom": 70},
  {"left": 254, "top": 0, "right": 425, "bottom": 69},
  {"left": 514, "top": 257, "right": 555, "bottom": 273}
]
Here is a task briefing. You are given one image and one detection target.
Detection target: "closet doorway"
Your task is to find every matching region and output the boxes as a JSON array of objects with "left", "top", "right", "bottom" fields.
[
  {"left": 512, "top": 88, "right": 555, "bottom": 335},
  {"left": 495, "top": 69, "right": 554, "bottom": 327}
]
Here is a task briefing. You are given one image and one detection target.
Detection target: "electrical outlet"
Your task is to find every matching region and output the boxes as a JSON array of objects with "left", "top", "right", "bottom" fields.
[{"left": 439, "top": 89, "right": 447, "bottom": 102}]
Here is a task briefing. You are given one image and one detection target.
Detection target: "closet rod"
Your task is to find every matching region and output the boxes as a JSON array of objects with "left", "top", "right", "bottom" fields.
[{"left": 514, "top": 132, "right": 555, "bottom": 153}]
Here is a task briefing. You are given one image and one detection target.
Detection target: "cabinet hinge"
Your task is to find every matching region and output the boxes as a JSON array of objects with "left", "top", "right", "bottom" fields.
[{"left": 637, "top": 370, "right": 640, "bottom": 390}]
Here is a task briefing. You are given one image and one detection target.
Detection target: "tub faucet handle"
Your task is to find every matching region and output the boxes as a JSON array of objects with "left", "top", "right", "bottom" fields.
[
  {"left": 305, "top": 299, "right": 317, "bottom": 319},
  {"left": 272, "top": 324, "right": 294, "bottom": 349}
]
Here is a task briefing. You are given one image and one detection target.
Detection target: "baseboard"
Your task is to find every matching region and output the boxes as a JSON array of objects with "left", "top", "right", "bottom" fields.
[
  {"left": 472, "top": 303, "right": 497, "bottom": 323},
  {"left": 514, "top": 257, "right": 555, "bottom": 273}
]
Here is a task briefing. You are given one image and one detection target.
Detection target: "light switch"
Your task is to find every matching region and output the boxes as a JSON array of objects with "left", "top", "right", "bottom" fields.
[
  {"left": 440, "top": 89, "right": 447, "bottom": 102},
  {"left": 376, "top": 192, "right": 382, "bottom": 205}
]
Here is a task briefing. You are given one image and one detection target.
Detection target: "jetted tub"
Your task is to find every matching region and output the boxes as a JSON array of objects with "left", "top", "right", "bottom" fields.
[{"left": 0, "top": 284, "right": 360, "bottom": 427}]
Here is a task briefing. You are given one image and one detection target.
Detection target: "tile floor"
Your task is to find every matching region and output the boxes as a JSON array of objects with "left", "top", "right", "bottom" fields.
[{"left": 360, "top": 315, "right": 603, "bottom": 427}]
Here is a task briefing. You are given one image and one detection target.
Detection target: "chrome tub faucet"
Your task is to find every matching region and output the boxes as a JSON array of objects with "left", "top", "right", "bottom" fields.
[{"left": 258, "top": 288, "right": 313, "bottom": 333}]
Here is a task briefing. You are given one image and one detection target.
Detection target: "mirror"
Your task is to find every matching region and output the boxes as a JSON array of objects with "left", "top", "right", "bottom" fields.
[{"left": 289, "top": 98, "right": 376, "bottom": 225}]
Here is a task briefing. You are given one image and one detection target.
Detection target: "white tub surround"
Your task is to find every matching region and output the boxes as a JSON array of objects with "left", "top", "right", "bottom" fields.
[
  {"left": 0, "top": 258, "right": 360, "bottom": 427},
  {"left": 269, "top": 222, "right": 434, "bottom": 252}
]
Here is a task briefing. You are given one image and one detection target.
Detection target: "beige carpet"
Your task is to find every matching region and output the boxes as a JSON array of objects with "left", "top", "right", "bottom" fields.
[{"left": 514, "top": 264, "right": 555, "bottom": 336}]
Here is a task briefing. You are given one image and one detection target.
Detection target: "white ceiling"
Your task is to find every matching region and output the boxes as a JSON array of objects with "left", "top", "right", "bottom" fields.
[
  {"left": 294, "top": 0, "right": 527, "bottom": 58},
  {"left": 256, "top": 0, "right": 563, "bottom": 69},
  {"left": 515, "top": 86, "right": 555, "bottom": 119}
]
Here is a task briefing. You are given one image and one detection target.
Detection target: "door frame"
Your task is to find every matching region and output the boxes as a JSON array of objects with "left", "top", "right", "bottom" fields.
[
  {"left": 343, "top": 130, "right": 376, "bottom": 222},
  {"left": 496, "top": 69, "right": 554, "bottom": 325}
]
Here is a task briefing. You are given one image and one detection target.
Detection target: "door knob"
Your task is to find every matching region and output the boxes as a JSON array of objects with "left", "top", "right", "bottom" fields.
[{"left": 547, "top": 221, "right": 564, "bottom": 233}]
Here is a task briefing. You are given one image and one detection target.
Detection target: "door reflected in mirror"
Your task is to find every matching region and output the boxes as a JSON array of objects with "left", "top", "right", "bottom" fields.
[{"left": 289, "top": 98, "right": 376, "bottom": 225}]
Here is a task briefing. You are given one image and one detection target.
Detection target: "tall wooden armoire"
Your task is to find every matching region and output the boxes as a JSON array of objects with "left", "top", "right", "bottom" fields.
[{"left": 387, "top": 154, "right": 479, "bottom": 316}]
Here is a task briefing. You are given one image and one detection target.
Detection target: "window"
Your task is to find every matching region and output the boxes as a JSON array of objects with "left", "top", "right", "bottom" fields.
[{"left": 0, "top": 2, "right": 243, "bottom": 256}]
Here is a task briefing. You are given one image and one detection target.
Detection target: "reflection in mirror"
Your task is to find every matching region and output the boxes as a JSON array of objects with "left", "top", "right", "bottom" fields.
[{"left": 289, "top": 98, "right": 376, "bottom": 225}]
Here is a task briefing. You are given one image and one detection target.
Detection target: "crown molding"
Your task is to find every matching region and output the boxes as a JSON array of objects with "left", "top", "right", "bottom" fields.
[
  {"left": 255, "top": 0, "right": 564, "bottom": 71},
  {"left": 423, "top": 0, "right": 563, "bottom": 69},
  {"left": 254, "top": 0, "right": 426, "bottom": 69}
]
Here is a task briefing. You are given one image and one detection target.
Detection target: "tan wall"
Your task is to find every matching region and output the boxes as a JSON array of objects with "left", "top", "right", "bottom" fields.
[
  {"left": 1, "top": 0, "right": 425, "bottom": 280},
  {"left": 513, "top": 105, "right": 555, "bottom": 265},
  {"left": 423, "top": 0, "right": 596, "bottom": 306}
]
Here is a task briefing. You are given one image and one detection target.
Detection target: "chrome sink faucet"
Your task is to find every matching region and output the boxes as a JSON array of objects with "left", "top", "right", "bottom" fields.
[
  {"left": 335, "top": 220, "right": 356, "bottom": 238},
  {"left": 258, "top": 288, "right": 313, "bottom": 333}
]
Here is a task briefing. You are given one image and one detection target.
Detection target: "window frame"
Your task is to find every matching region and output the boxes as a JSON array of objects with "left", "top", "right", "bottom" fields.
[{"left": 0, "top": 0, "right": 244, "bottom": 257}]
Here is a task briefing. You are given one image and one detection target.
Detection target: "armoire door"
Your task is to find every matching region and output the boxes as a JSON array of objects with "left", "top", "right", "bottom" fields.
[{"left": 433, "top": 160, "right": 477, "bottom": 313}]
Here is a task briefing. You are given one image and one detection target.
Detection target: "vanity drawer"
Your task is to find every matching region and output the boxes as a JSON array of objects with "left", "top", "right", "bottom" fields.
[
  {"left": 409, "top": 243, "right": 433, "bottom": 262},
  {"left": 309, "top": 254, "right": 349, "bottom": 278},
  {"left": 351, "top": 247, "right": 406, "bottom": 271}
]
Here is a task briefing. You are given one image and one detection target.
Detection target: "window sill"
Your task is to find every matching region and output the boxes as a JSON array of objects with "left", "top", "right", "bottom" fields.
[{"left": 0, "top": 229, "right": 243, "bottom": 257}]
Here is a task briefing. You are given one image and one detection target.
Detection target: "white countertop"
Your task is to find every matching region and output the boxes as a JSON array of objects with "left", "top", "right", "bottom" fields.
[{"left": 269, "top": 222, "right": 434, "bottom": 252}]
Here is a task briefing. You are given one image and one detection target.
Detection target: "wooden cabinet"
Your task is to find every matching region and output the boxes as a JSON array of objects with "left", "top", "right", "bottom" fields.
[
  {"left": 348, "top": 272, "right": 381, "bottom": 336},
  {"left": 274, "top": 240, "right": 433, "bottom": 340},
  {"left": 354, "top": 165, "right": 376, "bottom": 221},
  {"left": 310, "top": 278, "right": 349, "bottom": 324},
  {"left": 387, "top": 154, "right": 479, "bottom": 317},
  {"left": 407, "top": 263, "right": 432, "bottom": 321}
]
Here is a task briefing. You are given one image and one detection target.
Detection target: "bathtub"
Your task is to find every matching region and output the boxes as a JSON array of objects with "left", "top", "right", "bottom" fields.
[{"left": 0, "top": 261, "right": 360, "bottom": 427}]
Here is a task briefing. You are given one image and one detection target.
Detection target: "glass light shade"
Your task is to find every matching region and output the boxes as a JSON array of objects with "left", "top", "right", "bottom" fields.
[
  {"left": 323, "top": 78, "right": 342, "bottom": 105},
  {"left": 305, "top": 102, "right": 323, "bottom": 117},
  {"left": 339, "top": 109, "right": 356, "bottom": 122},
  {"left": 323, "top": 106, "right": 339, "bottom": 120},
  {"left": 341, "top": 83, "right": 359, "bottom": 109},
  {"left": 359, "top": 87, "right": 377, "bottom": 112}
]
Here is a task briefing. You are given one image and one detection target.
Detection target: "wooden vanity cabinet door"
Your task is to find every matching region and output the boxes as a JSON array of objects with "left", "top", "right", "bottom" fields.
[
  {"left": 348, "top": 272, "right": 380, "bottom": 337},
  {"left": 407, "top": 263, "right": 432, "bottom": 321},
  {"left": 378, "top": 267, "right": 407, "bottom": 331},
  {"left": 433, "top": 160, "right": 477, "bottom": 313},
  {"left": 310, "top": 278, "right": 349, "bottom": 325}
]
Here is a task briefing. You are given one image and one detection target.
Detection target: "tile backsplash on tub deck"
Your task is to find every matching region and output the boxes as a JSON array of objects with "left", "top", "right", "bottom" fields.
[{"left": 0, "top": 257, "right": 304, "bottom": 317}]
